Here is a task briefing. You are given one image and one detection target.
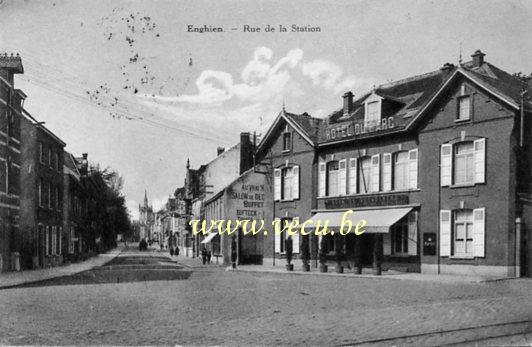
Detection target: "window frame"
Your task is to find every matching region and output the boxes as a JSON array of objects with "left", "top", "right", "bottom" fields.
[
  {"left": 456, "top": 95, "right": 472, "bottom": 122},
  {"left": 357, "top": 156, "right": 372, "bottom": 194},
  {"left": 452, "top": 209, "right": 474, "bottom": 258},
  {"left": 392, "top": 151, "right": 409, "bottom": 191},
  {"left": 391, "top": 217, "right": 409, "bottom": 255},
  {"left": 326, "top": 160, "right": 340, "bottom": 197},
  {"left": 281, "top": 167, "right": 293, "bottom": 201},
  {"left": 454, "top": 141, "right": 475, "bottom": 185},
  {"left": 282, "top": 130, "right": 292, "bottom": 152}
]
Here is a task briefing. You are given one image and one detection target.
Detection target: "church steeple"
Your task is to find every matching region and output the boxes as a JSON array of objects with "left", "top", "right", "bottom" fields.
[{"left": 144, "top": 189, "right": 148, "bottom": 206}]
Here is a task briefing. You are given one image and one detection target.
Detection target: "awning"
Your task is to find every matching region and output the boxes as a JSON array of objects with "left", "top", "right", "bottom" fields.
[
  {"left": 308, "top": 207, "right": 413, "bottom": 233},
  {"left": 200, "top": 232, "right": 218, "bottom": 244}
]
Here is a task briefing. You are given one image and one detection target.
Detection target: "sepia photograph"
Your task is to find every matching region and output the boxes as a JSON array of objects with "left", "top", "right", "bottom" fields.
[{"left": 0, "top": 0, "right": 531, "bottom": 345}]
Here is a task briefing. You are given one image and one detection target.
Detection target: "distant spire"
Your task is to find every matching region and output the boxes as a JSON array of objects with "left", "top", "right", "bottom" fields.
[
  {"left": 282, "top": 98, "right": 286, "bottom": 113},
  {"left": 186, "top": 158, "right": 190, "bottom": 169},
  {"left": 459, "top": 42, "right": 463, "bottom": 65},
  {"left": 144, "top": 189, "right": 148, "bottom": 206}
]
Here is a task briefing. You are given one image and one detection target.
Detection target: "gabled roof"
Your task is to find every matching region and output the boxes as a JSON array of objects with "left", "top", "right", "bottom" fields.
[
  {"left": 320, "top": 56, "right": 530, "bottom": 146},
  {"left": 256, "top": 109, "right": 322, "bottom": 155}
]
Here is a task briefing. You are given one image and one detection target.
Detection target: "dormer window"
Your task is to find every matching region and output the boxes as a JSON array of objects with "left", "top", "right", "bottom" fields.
[{"left": 366, "top": 101, "right": 380, "bottom": 122}]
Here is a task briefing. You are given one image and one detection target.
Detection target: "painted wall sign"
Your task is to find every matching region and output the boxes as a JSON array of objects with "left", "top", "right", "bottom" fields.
[{"left": 323, "top": 194, "right": 409, "bottom": 209}]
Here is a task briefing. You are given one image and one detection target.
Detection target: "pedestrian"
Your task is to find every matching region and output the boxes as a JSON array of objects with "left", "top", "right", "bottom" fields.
[
  {"left": 175, "top": 246, "right": 180, "bottom": 257},
  {"left": 201, "top": 246, "right": 207, "bottom": 265},
  {"left": 170, "top": 247, "right": 174, "bottom": 256},
  {"left": 207, "top": 250, "right": 211, "bottom": 264},
  {"left": 230, "top": 236, "right": 237, "bottom": 269}
]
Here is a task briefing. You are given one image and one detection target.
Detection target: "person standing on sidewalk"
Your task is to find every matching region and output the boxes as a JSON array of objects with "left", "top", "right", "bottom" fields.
[{"left": 201, "top": 246, "right": 207, "bottom": 265}]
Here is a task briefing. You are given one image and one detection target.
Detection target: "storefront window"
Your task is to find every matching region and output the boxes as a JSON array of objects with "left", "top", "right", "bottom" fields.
[{"left": 392, "top": 218, "right": 408, "bottom": 254}]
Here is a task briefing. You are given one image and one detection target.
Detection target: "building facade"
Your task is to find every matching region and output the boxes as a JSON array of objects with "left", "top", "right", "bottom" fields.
[
  {"left": 0, "top": 53, "right": 24, "bottom": 271},
  {"left": 258, "top": 50, "right": 532, "bottom": 277},
  {"left": 20, "top": 111, "right": 66, "bottom": 269}
]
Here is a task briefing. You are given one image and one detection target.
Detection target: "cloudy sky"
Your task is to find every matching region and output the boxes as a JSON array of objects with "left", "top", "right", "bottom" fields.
[{"left": 1, "top": 0, "right": 531, "bottom": 219}]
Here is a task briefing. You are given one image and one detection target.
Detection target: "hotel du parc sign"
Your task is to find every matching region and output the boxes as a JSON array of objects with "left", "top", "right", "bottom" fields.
[{"left": 324, "top": 117, "right": 396, "bottom": 142}]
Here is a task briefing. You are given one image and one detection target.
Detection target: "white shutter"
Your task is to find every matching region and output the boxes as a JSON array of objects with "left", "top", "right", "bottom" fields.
[
  {"left": 407, "top": 211, "right": 418, "bottom": 256},
  {"left": 348, "top": 158, "right": 357, "bottom": 194},
  {"left": 408, "top": 149, "right": 418, "bottom": 189},
  {"left": 274, "top": 218, "right": 281, "bottom": 253},
  {"left": 292, "top": 165, "right": 300, "bottom": 200},
  {"left": 440, "top": 210, "right": 451, "bottom": 256},
  {"left": 318, "top": 161, "right": 326, "bottom": 197},
  {"left": 383, "top": 233, "right": 391, "bottom": 255},
  {"left": 441, "top": 144, "right": 452, "bottom": 186},
  {"left": 339, "top": 159, "right": 347, "bottom": 195},
  {"left": 371, "top": 154, "right": 380, "bottom": 192},
  {"left": 383, "top": 153, "right": 392, "bottom": 192},
  {"left": 474, "top": 139, "right": 485, "bottom": 184},
  {"left": 292, "top": 218, "right": 300, "bottom": 253},
  {"left": 274, "top": 168, "right": 281, "bottom": 201},
  {"left": 473, "top": 208, "right": 485, "bottom": 257}
]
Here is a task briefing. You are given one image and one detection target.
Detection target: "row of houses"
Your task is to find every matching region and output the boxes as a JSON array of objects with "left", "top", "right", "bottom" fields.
[
  {"left": 146, "top": 50, "right": 532, "bottom": 278},
  {"left": 0, "top": 54, "right": 112, "bottom": 272}
]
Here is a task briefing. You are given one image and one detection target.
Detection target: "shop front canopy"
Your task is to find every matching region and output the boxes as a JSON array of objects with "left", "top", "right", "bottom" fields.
[
  {"left": 308, "top": 207, "right": 413, "bottom": 233},
  {"left": 200, "top": 232, "right": 218, "bottom": 244}
]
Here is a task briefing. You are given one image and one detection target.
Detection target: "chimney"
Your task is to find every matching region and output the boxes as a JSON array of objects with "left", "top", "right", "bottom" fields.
[
  {"left": 217, "top": 147, "right": 225, "bottom": 156},
  {"left": 239, "top": 132, "right": 253, "bottom": 174},
  {"left": 79, "top": 153, "right": 89, "bottom": 176},
  {"left": 342, "top": 91, "right": 353, "bottom": 116},
  {"left": 471, "top": 50, "right": 486, "bottom": 68},
  {"left": 440, "top": 62, "right": 455, "bottom": 73},
  {"left": 0, "top": 53, "right": 24, "bottom": 85}
]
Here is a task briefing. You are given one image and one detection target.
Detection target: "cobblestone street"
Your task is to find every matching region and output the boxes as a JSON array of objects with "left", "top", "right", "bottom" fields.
[{"left": 0, "top": 248, "right": 531, "bottom": 345}]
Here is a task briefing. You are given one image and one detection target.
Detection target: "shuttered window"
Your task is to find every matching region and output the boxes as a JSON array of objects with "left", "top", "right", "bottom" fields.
[
  {"left": 326, "top": 161, "right": 339, "bottom": 196},
  {"left": 371, "top": 154, "right": 380, "bottom": 192},
  {"left": 383, "top": 153, "right": 392, "bottom": 192},
  {"left": 393, "top": 152, "right": 408, "bottom": 190},
  {"left": 441, "top": 144, "right": 453, "bottom": 186},
  {"left": 339, "top": 159, "right": 347, "bottom": 196},
  {"left": 318, "top": 161, "right": 326, "bottom": 197},
  {"left": 274, "top": 169, "right": 281, "bottom": 201},
  {"left": 441, "top": 139, "right": 485, "bottom": 186}
]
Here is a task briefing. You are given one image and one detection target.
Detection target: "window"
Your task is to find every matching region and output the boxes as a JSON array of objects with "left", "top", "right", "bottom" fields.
[
  {"left": 275, "top": 166, "right": 299, "bottom": 201},
  {"left": 56, "top": 152, "right": 60, "bottom": 171},
  {"left": 57, "top": 227, "right": 61, "bottom": 255},
  {"left": 393, "top": 151, "right": 409, "bottom": 190},
  {"left": 392, "top": 218, "right": 409, "bottom": 254},
  {"left": 38, "top": 178, "right": 43, "bottom": 207},
  {"left": 39, "top": 142, "right": 43, "bottom": 163},
  {"left": 48, "top": 147, "right": 52, "bottom": 167},
  {"left": 457, "top": 96, "right": 471, "bottom": 121},
  {"left": 366, "top": 101, "right": 380, "bottom": 123},
  {"left": 56, "top": 185, "right": 61, "bottom": 210},
  {"left": 45, "top": 226, "right": 50, "bottom": 256},
  {"left": 51, "top": 227, "right": 56, "bottom": 256},
  {"left": 454, "top": 142, "right": 475, "bottom": 184},
  {"left": 282, "top": 167, "right": 293, "bottom": 200},
  {"left": 358, "top": 157, "right": 372, "bottom": 194},
  {"left": 282, "top": 131, "right": 291, "bottom": 151},
  {"left": 326, "top": 161, "right": 339, "bottom": 196},
  {"left": 441, "top": 139, "right": 485, "bottom": 186},
  {"left": 48, "top": 182, "right": 52, "bottom": 208},
  {"left": 453, "top": 210, "right": 474, "bottom": 257}
]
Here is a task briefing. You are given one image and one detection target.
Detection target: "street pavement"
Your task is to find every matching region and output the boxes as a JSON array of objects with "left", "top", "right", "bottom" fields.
[{"left": 0, "top": 246, "right": 531, "bottom": 345}]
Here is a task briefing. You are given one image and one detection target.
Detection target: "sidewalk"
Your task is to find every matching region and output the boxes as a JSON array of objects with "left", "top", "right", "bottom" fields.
[
  {"left": 232, "top": 263, "right": 514, "bottom": 283},
  {"left": 0, "top": 246, "right": 123, "bottom": 289}
]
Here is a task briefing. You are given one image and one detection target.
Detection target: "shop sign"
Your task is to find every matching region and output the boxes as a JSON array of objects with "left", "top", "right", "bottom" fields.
[{"left": 324, "top": 194, "right": 409, "bottom": 209}]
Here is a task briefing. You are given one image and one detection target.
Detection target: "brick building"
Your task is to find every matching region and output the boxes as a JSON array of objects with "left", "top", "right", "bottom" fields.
[
  {"left": 20, "top": 111, "right": 66, "bottom": 269},
  {"left": 255, "top": 110, "right": 322, "bottom": 267},
  {"left": 0, "top": 53, "right": 24, "bottom": 271},
  {"left": 63, "top": 152, "right": 88, "bottom": 261},
  {"left": 258, "top": 50, "right": 532, "bottom": 277}
]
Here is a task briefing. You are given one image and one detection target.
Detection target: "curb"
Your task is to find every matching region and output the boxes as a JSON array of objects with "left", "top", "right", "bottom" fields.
[{"left": 0, "top": 246, "right": 124, "bottom": 289}]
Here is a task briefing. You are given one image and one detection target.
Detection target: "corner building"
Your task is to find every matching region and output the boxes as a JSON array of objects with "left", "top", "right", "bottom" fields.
[{"left": 259, "top": 50, "right": 532, "bottom": 277}]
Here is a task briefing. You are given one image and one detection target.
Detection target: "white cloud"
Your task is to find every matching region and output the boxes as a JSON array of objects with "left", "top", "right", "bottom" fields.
[
  {"left": 301, "top": 60, "right": 343, "bottom": 89},
  {"left": 140, "top": 47, "right": 304, "bottom": 105}
]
